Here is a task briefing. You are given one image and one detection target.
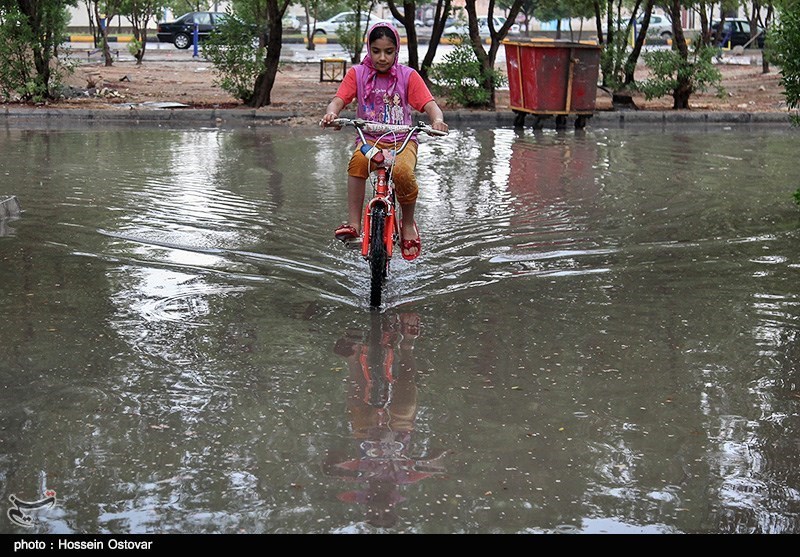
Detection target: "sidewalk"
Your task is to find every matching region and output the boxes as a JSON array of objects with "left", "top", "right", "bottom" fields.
[{"left": 2, "top": 42, "right": 791, "bottom": 128}]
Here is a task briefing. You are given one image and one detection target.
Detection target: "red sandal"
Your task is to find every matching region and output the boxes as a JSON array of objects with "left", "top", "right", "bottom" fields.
[
  {"left": 334, "top": 223, "right": 359, "bottom": 242},
  {"left": 401, "top": 222, "right": 421, "bottom": 261}
]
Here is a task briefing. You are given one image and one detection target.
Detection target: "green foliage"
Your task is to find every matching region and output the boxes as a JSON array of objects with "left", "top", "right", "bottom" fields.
[
  {"left": 201, "top": 14, "right": 265, "bottom": 103},
  {"left": 535, "top": 0, "right": 593, "bottom": 24},
  {"left": 771, "top": 3, "right": 800, "bottom": 112},
  {"left": 0, "top": 1, "right": 74, "bottom": 102},
  {"left": 338, "top": 21, "right": 366, "bottom": 64},
  {"left": 637, "top": 44, "right": 725, "bottom": 101},
  {"left": 600, "top": 20, "right": 635, "bottom": 91},
  {"left": 429, "top": 38, "right": 507, "bottom": 107},
  {"left": 318, "top": 1, "right": 351, "bottom": 21},
  {"left": 127, "top": 36, "right": 143, "bottom": 56}
]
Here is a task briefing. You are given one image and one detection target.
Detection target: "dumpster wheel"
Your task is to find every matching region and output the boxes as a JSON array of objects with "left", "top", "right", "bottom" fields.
[{"left": 512, "top": 110, "right": 527, "bottom": 129}]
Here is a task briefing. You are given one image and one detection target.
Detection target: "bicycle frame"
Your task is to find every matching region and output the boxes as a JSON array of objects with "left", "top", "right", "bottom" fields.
[{"left": 336, "top": 118, "right": 426, "bottom": 258}]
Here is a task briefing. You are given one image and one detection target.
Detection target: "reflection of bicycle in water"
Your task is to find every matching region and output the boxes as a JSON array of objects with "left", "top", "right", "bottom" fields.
[{"left": 324, "top": 311, "right": 446, "bottom": 528}]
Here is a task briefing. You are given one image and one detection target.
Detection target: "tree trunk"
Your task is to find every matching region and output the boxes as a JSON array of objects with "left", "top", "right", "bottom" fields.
[
  {"left": 593, "top": 1, "right": 603, "bottom": 45},
  {"left": 761, "top": 3, "right": 773, "bottom": 74},
  {"left": 668, "top": 0, "right": 691, "bottom": 109},
  {"left": 93, "top": 4, "right": 115, "bottom": 67},
  {"left": 465, "top": 0, "right": 524, "bottom": 109},
  {"left": 418, "top": 0, "right": 451, "bottom": 82},
  {"left": 133, "top": 29, "right": 147, "bottom": 65},
  {"left": 387, "top": 1, "right": 419, "bottom": 70},
  {"left": 248, "top": 3, "right": 286, "bottom": 108},
  {"left": 623, "top": 0, "right": 649, "bottom": 86}
]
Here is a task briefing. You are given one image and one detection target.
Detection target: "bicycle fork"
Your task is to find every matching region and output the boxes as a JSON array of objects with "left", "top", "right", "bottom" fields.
[{"left": 360, "top": 153, "right": 398, "bottom": 260}]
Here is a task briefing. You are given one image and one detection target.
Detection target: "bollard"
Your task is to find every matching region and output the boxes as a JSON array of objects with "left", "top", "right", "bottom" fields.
[
  {"left": 193, "top": 22, "right": 199, "bottom": 58},
  {"left": 0, "top": 195, "right": 20, "bottom": 219}
]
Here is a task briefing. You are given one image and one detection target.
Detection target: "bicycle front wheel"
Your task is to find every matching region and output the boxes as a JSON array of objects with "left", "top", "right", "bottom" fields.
[{"left": 368, "top": 204, "right": 388, "bottom": 308}]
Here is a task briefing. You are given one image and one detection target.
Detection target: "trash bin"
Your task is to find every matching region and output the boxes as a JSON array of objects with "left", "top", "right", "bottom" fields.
[{"left": 503, "top": 39, "right": 601, "bottom": 129}]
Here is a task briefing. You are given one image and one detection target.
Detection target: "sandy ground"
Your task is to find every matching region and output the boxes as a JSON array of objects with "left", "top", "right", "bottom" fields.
[{"left": 9, "top": 46, "right": 789, "bottom": 124}]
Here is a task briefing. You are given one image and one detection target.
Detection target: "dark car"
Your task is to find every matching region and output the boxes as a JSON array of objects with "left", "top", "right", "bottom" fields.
[
  {"left": 156, "top": 11, "right": 229, "bottom": 49},
  {"left": 710, "top": 18, "right": 765, "bottom": 49}
]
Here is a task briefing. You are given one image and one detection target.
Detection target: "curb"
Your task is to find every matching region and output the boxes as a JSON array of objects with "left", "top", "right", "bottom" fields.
[{"left": 0, "top": 105, "right": 792, "bottom": 128}]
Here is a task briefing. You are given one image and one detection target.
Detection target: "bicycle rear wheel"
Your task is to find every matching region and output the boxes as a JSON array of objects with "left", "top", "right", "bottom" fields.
[{"left": 368, "top": 204, "right": 388, "bottom": 307}]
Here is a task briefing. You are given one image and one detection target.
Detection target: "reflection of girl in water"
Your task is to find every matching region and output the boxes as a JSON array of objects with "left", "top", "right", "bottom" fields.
[{"left": 324, "top": 313, "right": 446, "bottom": 528}]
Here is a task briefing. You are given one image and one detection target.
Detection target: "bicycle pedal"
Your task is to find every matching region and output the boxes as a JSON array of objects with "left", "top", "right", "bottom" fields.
[{"left": 343, "top": 237, "right": 361, "bottom": 250}]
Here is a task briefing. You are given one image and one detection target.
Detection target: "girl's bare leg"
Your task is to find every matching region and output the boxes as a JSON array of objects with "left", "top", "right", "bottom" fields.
[
  {"left": 348, "top": 175, "right": 366, "bottom": 233},
  {"left": 400, "top": 202, "right": 419, "bottom": 258}
]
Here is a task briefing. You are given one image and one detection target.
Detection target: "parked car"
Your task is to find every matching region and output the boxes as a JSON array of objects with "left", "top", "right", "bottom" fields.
[
  {"left": 282, "top": 14, "right": 300, "bottom": 31},
  {"left": 636, "top": 13, "right": 674, "bottom": 39},
  {"left": 425, "top": 16, "right": 457, "bottom": 27},
  {"left": 312, "top": 11, "right": 379, "bottom": 36},
  {"left": 710, "top": 18, "right": 766, "bottom": 49},
  {"left": 383, "top": 13, "right": 426, "bottom": 29},
  {"left": 443, "top": 15, "right": 519, "bottom": 37},
  {"left": 156, "top": 11, "right": 230, "bottom": 49}
]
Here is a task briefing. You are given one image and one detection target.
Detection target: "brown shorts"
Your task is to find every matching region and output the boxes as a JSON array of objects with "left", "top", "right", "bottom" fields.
[{"left": 347, "top": 140, "right": 419, "bottom": 205}]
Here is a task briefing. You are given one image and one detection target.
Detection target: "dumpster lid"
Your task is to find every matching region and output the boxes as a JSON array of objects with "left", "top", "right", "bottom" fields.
[{"left": 502, "top": 38, "right": 601, "bottom": 49}]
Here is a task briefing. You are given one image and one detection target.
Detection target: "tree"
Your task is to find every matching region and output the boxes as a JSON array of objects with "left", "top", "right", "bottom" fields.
[
  {"left": 461, "top": 0, "right": 524, "bottom": 108},
  {"left": 338, "top": 0, "right": 376, "bottom": 64},
  {"left": 164, "top": 0, "right": 215, "bottom": 13},
  {"left": 202, "top": 0, "right": 289, "bottom": 108},
  {"left": 299, "top": 0, "right": 321, "bottom": 51},
  {"left": 534, "top": 0, "right": 594, "bottom": 40},
  {"left": 120, "top": 0, "right": 165, "bottom": 64},
  {"left": 514, "top": 0, "right": 539, "bottom": 35},
  {"left": 416, "top": 0, "right": 453, "bottom": 81},
  {"left": 91, "top": 0, "right": 124, "bottom": 66},
  {"left": 386, "top": 0, "right": 421, "bottom": 69},
  {"left": 0, "top": 0, "right": 76, "bottom": 101},
  {"left": 771, "top": 0, "right": 800, "bottom": 120}
]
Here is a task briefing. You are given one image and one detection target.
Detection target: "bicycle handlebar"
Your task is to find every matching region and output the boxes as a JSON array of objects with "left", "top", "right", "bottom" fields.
[{"left": 326, "top": 117, "right": 449, "bottom": 137}]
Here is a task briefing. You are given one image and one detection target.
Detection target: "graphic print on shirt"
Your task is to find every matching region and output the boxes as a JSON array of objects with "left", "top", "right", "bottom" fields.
[{"left": 363, "top": 80, "right": 407, "bottom": 125}]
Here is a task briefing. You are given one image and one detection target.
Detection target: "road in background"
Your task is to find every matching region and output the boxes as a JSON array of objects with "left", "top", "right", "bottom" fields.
[{"left": 62, "top": 39, "right": 503, "bottom": 66}]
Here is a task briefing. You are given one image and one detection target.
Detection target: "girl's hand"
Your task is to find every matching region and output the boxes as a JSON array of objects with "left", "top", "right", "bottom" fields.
[
  {"left": 431, "top": 118, "right": 448, "bottom": 133},
  {"left": 320, "top": 112, "right": 340, "bottom": 129}
]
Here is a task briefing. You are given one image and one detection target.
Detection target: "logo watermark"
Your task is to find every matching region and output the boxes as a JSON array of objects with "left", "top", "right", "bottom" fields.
[{"left": 7, "top": 491, "right": 56, "bottom": 528}]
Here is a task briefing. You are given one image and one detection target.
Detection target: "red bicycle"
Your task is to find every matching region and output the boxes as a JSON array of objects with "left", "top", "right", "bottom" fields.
[{"left": 325, "top": 118, "right": 447, "bottom": 308}]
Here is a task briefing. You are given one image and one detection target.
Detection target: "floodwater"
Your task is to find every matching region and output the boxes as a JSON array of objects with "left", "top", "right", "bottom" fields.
[{"left": 1, "top": 119, "right": 798, "bottom": 534}]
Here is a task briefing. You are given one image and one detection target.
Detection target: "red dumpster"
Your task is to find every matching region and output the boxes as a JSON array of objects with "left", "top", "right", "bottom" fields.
[{"left": 503, "top": 39, "right": 601, "bottom": 129}]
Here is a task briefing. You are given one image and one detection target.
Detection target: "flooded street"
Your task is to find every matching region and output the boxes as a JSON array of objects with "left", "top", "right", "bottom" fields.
[{"left": 1, "top": 120, "right": 799, "bottom": 533}]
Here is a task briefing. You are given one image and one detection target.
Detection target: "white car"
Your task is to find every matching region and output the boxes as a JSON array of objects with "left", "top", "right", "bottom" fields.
[
  {"left": 282, "top": 14, "right": 300, "bottom": 31},
  {"left": 312, "top": 11, "right": 380, "bottom": 36},
  {"left": 636, "top": 13, "right": 674, "bottom": 39},
  {"left": 443, "top": 15, "right": 519, "bottom": 37}
]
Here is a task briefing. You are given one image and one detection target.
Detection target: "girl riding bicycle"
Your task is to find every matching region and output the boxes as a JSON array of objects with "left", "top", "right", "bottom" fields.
[{"left": 320, "top": 20, "right": 449, "bottom": 261}]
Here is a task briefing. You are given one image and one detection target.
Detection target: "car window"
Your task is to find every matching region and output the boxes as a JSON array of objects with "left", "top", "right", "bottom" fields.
[{"left": 194, "top": 13, "right": 211, "bottom": 26}]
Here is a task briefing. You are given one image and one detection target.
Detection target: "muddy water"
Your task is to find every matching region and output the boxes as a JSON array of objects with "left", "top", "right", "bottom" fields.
[{"left": 0, "top": 121, "right": 798, "bottom": 533}]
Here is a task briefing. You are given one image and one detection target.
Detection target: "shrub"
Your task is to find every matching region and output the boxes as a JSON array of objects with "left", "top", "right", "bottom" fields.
[
  {"left": 637, "top": 44, "right": 725, "bottom": 102},
  {"left": 202, "top": 16, "right": 265, "bottom": 103},
  {"left": 428, "top": 37, "right": 506, "bottom": 108},
  {"left": 0, "top": 6, "right": 73, "bottom": 102}
]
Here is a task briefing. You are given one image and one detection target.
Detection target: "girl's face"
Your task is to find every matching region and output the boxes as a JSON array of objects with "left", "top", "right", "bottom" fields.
[{"left": 369, "top": 35, "right": 397, "bottom": 73}]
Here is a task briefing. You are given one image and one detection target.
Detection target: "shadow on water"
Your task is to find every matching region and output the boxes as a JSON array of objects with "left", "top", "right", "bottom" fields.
[{"left": 1, "top": 121, "right": 799, "bottom": 533}]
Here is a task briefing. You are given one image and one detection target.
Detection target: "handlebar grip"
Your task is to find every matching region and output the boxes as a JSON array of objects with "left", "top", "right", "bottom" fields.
[
  {"left": 417, "top": 122, "right": 449, "bottom": 137},
  {"left": 424, "top": 128, "right": 449, "bottom": 137}
]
